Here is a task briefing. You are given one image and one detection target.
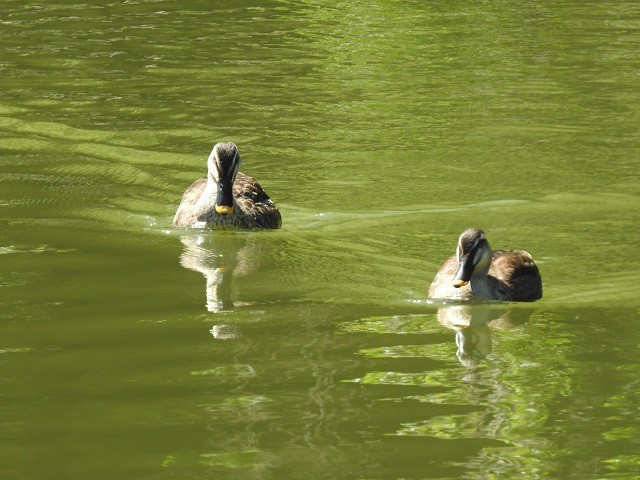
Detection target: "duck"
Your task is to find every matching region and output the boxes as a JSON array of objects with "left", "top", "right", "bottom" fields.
[
  {"left": 172, "top": 142, "right": 281, "bottom": 229},
  {"left": 429, "top": 228, "right": 542, "bottom": 302}
]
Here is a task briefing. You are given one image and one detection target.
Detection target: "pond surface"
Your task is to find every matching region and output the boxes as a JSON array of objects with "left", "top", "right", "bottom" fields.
[{"left": 1, "top": 1, "right": 639, "bottom": 478}]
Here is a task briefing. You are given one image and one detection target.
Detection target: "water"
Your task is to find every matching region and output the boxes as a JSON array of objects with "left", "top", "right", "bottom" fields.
[{"left": 1, "top": 1, "right": 639, "bottom": 478}]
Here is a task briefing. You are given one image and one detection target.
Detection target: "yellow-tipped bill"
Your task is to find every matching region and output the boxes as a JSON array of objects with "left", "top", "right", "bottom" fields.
[
  {"left": 215, "top": 205, "right": 233, "bottom": 215},
  {"left": 452, "top": 279, "right": 469, "bottom": 288}
]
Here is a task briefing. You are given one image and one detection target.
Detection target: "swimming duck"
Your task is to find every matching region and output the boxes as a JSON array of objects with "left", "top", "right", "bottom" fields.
[
  {"left": 429, "top": 228, "right": 542, "bottom": 302},
  {"left": 173, "top": 142, "right": 281, "bottom": 229}
]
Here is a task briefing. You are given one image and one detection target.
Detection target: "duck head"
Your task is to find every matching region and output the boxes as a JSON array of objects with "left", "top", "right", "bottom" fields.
[
  {"left": 207, "top": 142, "right": 242, "bottom": 215},
  {"left": 452, "top": 228, "right": 492, "bottom": 288}
]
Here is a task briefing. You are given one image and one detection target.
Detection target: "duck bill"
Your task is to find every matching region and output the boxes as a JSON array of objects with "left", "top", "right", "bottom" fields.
[
  {"left": 452, "top": 257, "right": 475, "bottom": 288},
  {"left": 215, "top": 181, "right": 234, "bottom": 215}
]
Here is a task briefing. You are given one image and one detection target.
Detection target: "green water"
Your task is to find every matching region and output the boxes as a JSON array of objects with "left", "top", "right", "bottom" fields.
[{"left": 1, "top": 1, "right": 639, "bottom": 478}]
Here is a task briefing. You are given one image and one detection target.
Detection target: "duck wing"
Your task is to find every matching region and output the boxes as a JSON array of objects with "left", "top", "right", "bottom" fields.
[
  {"left": 172, "top": 178, "right": 207, "bottom": 227},
  {"left": 179, "top": 178, "right": 207, "bottom": 204},
  {"left": 233, "top": 172, "right": 274, "bottom": 204},
  {"left": 232, "top": 172, "right": 281, "bottom": 228},
  {"left": 488, "top": 250, "right": 542, "bottom": 301}
]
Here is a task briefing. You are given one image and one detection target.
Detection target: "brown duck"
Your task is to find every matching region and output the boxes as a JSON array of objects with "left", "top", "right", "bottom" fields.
[
  {"left": 173, "top": 142, "right": 281, "bottom": 229},
  {"left": 429, "top": 228, "right": 542, "bottom": 302}
]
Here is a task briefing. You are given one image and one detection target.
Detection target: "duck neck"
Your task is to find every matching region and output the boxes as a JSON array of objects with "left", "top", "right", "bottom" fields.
[
  {"left": 205, "top": 173, "right": 218, "bottom": 196},
  {"left": 198, "top": 174, "right": 218, "bottom": 205},
  {"left": 198, "top": 154, "right": 220, "bottom": 208},
  {"left": 469, "top": 249, "right": 493, "bottom": 299},
  {"left": 194, "top": 176, "right": 218, "bottom": 217},
  {"left": 469, "top": 272, "right": 491, "bottom": 299}
]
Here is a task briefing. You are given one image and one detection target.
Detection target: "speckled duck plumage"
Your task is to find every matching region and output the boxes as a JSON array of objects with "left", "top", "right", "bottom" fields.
[
  {"left": 172, "top": 142, "right": 281, "bottom": 230},
  {"left": 429, "top": 228, "right": 542, "bottom": 302}
]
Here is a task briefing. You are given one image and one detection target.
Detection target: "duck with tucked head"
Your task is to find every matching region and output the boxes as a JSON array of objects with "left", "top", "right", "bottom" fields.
[
  {"left": 173, "top": 142, "right": 281, "bottom": 229},
  {"left": 429, "top": 228, "right": 542, "bottom": 302}
]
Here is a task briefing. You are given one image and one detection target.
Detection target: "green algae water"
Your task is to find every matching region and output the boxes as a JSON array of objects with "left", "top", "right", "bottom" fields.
[{"left": 1, "top": 1, "right": 639, "bottom": 478}]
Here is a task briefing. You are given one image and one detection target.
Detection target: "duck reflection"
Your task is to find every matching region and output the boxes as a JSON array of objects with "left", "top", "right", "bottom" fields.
[
  {"left": 437, "top": 304, "right": 532, "bottom": 367},
  {"left": 179, "top": 233, "right": 258, "bottom": 315}
]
